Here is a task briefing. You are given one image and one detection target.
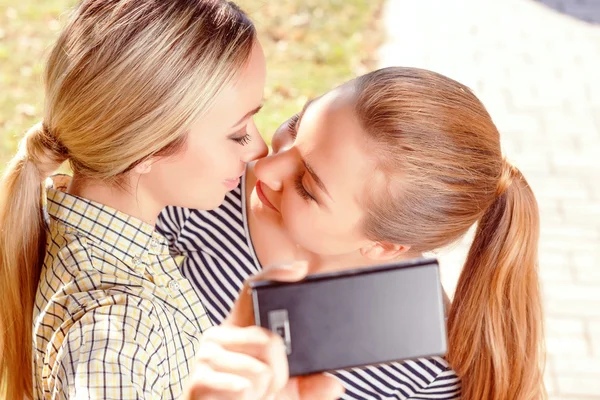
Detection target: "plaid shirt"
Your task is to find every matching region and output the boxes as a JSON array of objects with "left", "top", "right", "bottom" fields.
[{"left": 33, "top": 187, "right": 212, "bottom": 399}]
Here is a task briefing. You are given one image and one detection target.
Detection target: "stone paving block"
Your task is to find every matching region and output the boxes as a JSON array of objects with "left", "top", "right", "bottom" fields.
[
  {"left": 540, "top": 238, "right": 599, "bottom": 254},
  {"left": 588, "top": 320, "right": 600, "bottom": 357},
  {"left": 545, "top": 297, "right": 600, "bottom": 318},
  {"left": 528, "top": 177, "right": 591, "bottom": 201},
  {"left": 588, "top": 181, "right": 600, "bottom": 202},
  {"left": 539, "top": 252, "right": 574, "bottom": 283},
  {"left": 551, "top": 152, "right": 600, "bottom": 174},
  {"left": 552, "top": 354, "right": 600, "bottom": 375},
  {"left": 541, "top": 225, "right": 600, "bottom": 241},
  {"left": 572, "top": 251, "right": 600, "bottom": 284},
  {"left": 541, "top": 110, "right": 599, "bottom": 139},
  {"left": 546, "top": 317, "right": 586, "bottom": 336},
  {"left": 557, "top": 376, "right": 600, "bottom": 397},
  {"left": 561, "top": 200, "right": 600, "bottom": 222},
  {"left": 547, "top": 335, "right": 590, "bottom": 356},
  {"left": 545, "top": 358, "right": 558, "bottom": 395},
  {"left": 508, "top": 150, "right": 554, "bottom": 174},
  {"left": 540, "top": 265, "right": 575, "bottom": 284},
  {"left": 539, "top": 198, "right": 563, "bottom": 215},
  {"left": 586, "top": 82, "right": 600, "bottom": 107}
]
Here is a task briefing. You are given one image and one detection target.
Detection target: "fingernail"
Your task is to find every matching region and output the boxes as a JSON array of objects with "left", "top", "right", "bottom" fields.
[
  {"left": 272, "top": 260, "right": 308, "bottom": 271},
  {"left": 292, "top": 260, "right": 309, "bottom": 270}
]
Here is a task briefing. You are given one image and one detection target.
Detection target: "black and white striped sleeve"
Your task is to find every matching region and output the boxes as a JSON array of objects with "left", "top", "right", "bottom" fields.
[
  {"left": 408, "top": 368, "right": 461, "bottom": 399},
  {"left": 156, "top": 206, "right": 191, "bottom": 256}
]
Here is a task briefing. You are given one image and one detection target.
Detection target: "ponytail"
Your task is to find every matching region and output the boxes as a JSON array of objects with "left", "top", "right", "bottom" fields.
[
  {"left": 0, "top": 123, "right": 66, "bottom": 399},
  {"left": 446, "top": 163, "right": 546, "bottom": 399}
]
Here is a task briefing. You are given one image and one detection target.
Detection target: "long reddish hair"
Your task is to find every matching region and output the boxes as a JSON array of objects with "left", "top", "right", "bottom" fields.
[{"left": 354, "top": 67, "right": 545, "bottom": 400}]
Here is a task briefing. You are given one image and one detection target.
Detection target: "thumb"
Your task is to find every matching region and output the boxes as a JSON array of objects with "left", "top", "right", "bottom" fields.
[{"left": 225, "top": 261, "right": 309, "bottom": 327}]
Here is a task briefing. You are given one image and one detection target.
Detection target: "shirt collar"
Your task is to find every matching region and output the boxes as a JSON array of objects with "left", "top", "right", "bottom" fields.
[{"left": 46, "top": 188, "right": 170, "bottom": 271}]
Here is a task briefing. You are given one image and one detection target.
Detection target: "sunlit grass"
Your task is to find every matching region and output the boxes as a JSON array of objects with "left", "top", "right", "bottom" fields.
[{"left": 0, "top": 0, "right": 383, "bottom": 175}]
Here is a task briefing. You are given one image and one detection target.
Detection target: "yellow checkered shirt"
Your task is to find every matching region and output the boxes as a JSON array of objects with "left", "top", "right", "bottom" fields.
[{"left": 33, "top": 188, "right": 213, "bottom": 399}]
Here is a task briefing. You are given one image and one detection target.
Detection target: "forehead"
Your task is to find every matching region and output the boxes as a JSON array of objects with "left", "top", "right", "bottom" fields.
[
  {"left": 297, "top": 86, "right": 376, "bottom": 204},
  {"left": 204, "top": 43, "right": 265, "bottom": 121}
]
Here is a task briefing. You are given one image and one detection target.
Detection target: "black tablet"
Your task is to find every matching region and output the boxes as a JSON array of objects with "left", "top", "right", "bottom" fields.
[{"left": 250, "top": 257, "right": 448, "bottom": 376}]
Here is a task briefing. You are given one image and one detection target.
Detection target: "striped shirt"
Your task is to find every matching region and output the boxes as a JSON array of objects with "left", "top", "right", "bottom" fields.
[
  {"left": 33, "top": 187, "right": 212, "bottom": 399},
  {"left": 157, "top": 175, "right": 461, "bottom": 400}
]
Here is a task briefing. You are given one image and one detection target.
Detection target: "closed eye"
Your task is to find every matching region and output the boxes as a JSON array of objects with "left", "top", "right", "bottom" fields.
[
  {"left": 294, "top": 171, "right": 316, "bottom": 202},
  {"left": 231, "top": 131, "right": 251, "bottom": 145}
]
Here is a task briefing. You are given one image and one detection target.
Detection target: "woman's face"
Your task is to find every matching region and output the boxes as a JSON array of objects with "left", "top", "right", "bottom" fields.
[
  {"left": 143, "top": 41, "right": 268, "bottom": 211},
  {"left": 252, "top": 84, "right": 380, "bottom": 256}
]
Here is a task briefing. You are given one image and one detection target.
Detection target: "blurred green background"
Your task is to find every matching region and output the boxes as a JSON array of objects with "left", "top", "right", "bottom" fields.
[{"left": 0, "top": 0, "right": 383, "bottom": 175}]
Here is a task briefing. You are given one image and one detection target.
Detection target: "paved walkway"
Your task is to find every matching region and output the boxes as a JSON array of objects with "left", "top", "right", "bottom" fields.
[{"left": 379, "top": 0, "right": 600, "bottom": 398}]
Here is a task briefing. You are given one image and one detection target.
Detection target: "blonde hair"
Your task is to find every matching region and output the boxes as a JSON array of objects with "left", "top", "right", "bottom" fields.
[
  {"left": 354, "top": 67, "right": 545, "bottom": 399},
  {"left": 0, "top": 1, "right": 256, "bottom": 398}
]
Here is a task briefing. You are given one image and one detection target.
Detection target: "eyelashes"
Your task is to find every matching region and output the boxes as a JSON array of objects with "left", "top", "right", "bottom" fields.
[
  {"left": 294, "top": 171, "right": 315, "bottom": 202},
  {"left": 287, "top": 114, "right": 300, "bottom": 138},
  {"left": 232, "top": 133, "right": 251, "bottom": 146}
]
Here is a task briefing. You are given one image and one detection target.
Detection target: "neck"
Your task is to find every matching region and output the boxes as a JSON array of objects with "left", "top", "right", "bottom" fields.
[
  {"left": 68, "top": 174, "right": 162, "bottom": 226},
  {"left": 302, "top": 251, "right": 379, "bottom": 274},
  {"left": 299, "top": 244, "right": 422, "bottom": 274}
]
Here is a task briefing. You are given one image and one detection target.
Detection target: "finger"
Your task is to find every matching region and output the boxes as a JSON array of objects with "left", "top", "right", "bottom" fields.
[
  {"left": 186, "top": 362, "right": 250, "bottom": 400},
  {"left": 226, "top": 261, "right": 309, "bottom": 328},
  {"left": 203, "top": 326, "right": 289, "bottom": 395},
  {"left": 196, "top": 341, "right": 273, "bottom": 399},
  {"left": 203, "top": 325, "right": 274, "bottom": 349},
  {"left": 197, "top": 340, "right": 271, "bottom": 377},
  {"left": 293, "top": 374, "right": 345, "bottom": 400}
]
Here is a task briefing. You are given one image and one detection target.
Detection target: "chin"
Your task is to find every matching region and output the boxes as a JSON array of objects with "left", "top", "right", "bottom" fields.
[
  {"left": 198, "top": 192, "right": 228, "bottom": 211},
  {"left": 172, "top": 191, "right": 226, "bottom": 211}
]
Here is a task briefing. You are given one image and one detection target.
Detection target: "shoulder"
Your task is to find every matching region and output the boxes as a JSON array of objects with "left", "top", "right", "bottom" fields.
[
  {"left": 410, "top": 357, "right": 460, "bottom": 399},
  {"left": 44, "top": 221, "right": 137, "bottom": 283},
  {"left": 44, "top": 223, "right": 95, "bottom": 282}
]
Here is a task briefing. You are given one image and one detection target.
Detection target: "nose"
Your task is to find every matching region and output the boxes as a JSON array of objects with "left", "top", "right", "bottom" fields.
[
  {"left": 254, "top": 149, "right": 296, "bottom": 192},
  {"left": 241, "top": 122, "right": 268, "bottom": 163}
]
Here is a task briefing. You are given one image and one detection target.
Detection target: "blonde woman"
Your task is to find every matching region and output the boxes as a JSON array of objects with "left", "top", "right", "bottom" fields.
[{"left": 0, "top": 1, "right": 343, "bottom": 399}]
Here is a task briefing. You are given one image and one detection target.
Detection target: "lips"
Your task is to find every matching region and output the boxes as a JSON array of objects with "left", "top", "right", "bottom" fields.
[{"left": 256, "top": 180, "right": 278, "bottom": 212}]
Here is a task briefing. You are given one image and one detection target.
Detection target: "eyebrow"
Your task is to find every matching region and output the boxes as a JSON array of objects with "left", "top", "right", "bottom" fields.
[
  {"left": 302, "top": 158, "right": 331, "bottom": 200},
  {"left": 231, "top": 104, "right": 263, "bottom": 128}
]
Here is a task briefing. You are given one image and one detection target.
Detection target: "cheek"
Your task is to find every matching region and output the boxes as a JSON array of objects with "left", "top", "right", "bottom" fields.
[
  {"left": 184, "top": 138, "right": 242, "bottom": 180},
  {"left": 281, "top": 201, "right": 317, "bottom": 247},
  {"left": 280, "top": 197, "right": 361, "bottom": 255},
  {"left": 147, "top": 141, "right": 238, "bottom": 209}
]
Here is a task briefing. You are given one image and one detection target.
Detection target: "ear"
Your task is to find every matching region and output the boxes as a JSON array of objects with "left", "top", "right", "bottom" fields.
[
  {"left": 133, "top": 158, "right": 154, "bottom": 175},
  {"left": 359, "top": 241, "right": 411, "bottom": 262}
]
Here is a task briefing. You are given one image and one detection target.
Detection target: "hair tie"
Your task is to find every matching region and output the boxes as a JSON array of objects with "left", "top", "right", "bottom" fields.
[
  {"left": 39, "top": 123, "right": 69, "bottom": 158},
  {"left": 496, "top": 160, "right": 514, "bottom": 197}
]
